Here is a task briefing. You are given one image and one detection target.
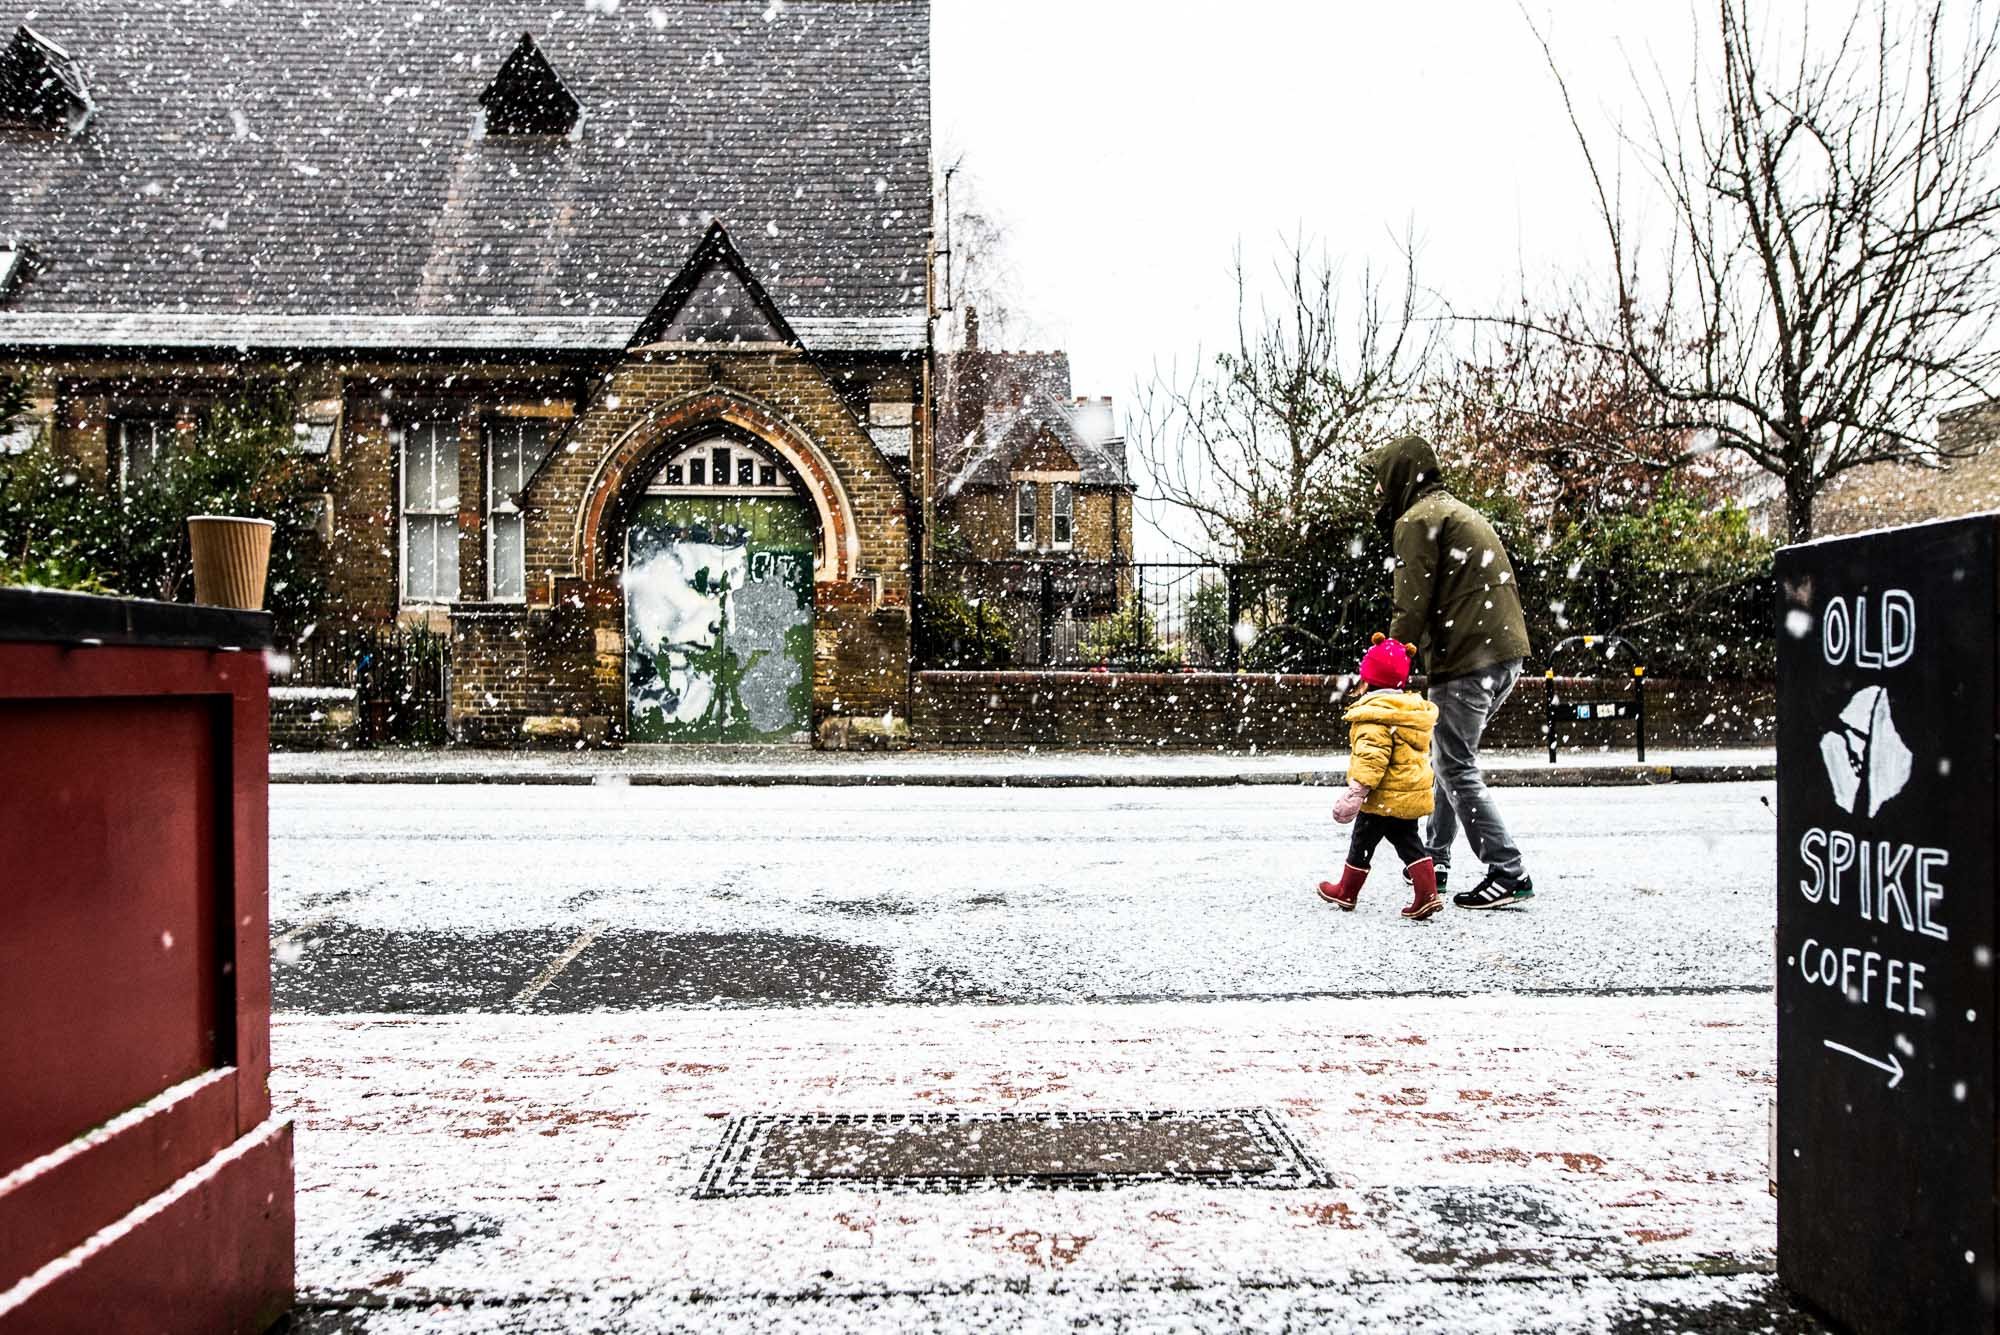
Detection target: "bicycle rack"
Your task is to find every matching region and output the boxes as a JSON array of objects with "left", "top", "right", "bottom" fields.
[{"left": 1543, "top": 634, "right": 1647, "bottom": 764}]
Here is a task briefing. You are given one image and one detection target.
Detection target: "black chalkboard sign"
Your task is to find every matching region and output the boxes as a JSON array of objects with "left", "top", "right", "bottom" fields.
[{"left": 1776, "top": 515, "right": 1999, "bottom": 1332}]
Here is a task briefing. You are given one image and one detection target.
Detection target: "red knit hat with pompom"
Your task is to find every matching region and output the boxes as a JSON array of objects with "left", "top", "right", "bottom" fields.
[{"left": 1358, "top": 633, "right": 1413, "bottom": 689}]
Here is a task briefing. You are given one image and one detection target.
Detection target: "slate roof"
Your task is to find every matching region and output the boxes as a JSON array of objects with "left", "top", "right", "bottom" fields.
[
  {"left": 935, "top": 348, "right": 1131, "bottom": 493},
  {"left": 0, "top": 0, "right": 929, "bottom": 351}
]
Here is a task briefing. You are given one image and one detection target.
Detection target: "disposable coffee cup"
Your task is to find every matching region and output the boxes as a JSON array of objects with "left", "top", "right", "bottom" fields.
[{"left": 187, "top": 515, "right": 274, "bottom": 611}]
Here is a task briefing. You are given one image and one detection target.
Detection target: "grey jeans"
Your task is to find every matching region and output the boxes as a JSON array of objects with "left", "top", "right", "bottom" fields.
[{"left": 1425, "top": 659, "right": 1527, "bottom": 884}]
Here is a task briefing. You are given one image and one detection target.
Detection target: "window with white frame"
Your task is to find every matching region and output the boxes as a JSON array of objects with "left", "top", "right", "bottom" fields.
[
  {"left": 112, "top": 415, "right": 174, "bottom": 493},
  {"left": 1015, "top": 481, "right": 1037, "bottom": 549},
  {"left": 400, "top": 421, "right": 459, "bottom": 604},
  {"left": 486, "top": 418, "right": 554, "bottom": 601},
  {"left": 1051, "top": 483, "right": 1074, "bottom": 549}
]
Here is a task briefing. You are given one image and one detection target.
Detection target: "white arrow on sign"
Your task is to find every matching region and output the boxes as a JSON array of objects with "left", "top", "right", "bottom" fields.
[{"left": 1824, "top": 1039, "right": 1905, "bottom": 1089}]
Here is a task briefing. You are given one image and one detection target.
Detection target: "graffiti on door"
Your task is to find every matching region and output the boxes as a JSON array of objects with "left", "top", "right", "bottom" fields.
[{"left": 624, "top": 498, "right": 813, "bottom": 742}]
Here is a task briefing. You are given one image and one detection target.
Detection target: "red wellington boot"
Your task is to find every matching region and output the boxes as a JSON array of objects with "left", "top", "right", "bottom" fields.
[
  {"left": 1401, "top": 857, "right": 1442, "bottom": 921},
  {"left": 1317, "top": 863, "right": 1368, "bottom": 911}
]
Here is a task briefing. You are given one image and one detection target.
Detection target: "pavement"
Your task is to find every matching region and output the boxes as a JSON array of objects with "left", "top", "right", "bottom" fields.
[
  {"left": 268, "top": 779, "right": 1821, "bottom": 1333},
  {"left": 270, "top": 743, "right": 1776, "bottom": 788}
]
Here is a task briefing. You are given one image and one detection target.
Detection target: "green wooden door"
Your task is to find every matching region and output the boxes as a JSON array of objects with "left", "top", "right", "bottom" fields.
[{"left": 623, "top": 496, "right": 815, "bottom": 743}]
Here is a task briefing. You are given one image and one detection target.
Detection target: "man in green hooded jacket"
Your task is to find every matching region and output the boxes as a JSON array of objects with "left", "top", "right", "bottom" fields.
[{"left": 1367, "top": 434, "right": 1535, "bottom": 909}]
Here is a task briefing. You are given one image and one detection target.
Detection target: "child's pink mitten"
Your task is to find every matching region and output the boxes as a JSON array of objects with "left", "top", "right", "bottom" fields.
[{"left": 1331, "top": 780, "right": 1369, "bottom": 824}]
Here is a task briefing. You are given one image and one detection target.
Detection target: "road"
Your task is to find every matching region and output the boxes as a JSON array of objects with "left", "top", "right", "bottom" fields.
[{"left": 271, "top": 780, "right": 1778, "bottom": 1012}]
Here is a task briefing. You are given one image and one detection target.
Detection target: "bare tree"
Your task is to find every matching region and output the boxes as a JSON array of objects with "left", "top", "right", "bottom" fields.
[
  {"left": 1428, "top": 300, "right": 1744, "bottom": 542},
  {"left": 1530, "top": 0, "right": 2000, "bottom": 540},
  {"left": 1133, "top": 238, "right": 1436, "bottom": 561}
]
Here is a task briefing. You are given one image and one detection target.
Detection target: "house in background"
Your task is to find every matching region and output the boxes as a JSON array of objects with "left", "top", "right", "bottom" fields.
[
  {"left": 1810, "top": 401, "right": 2000, "bottom": 538},
  {"left": 0, "top": 1, "right": 930, "bottom": 747},
  {"left": 931, "top": 309, "right": 1135, "bottom": 562}
]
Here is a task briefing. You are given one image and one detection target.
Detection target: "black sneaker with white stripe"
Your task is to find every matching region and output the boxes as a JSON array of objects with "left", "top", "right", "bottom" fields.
[{"left": 1453, "top": 874, "right": 1534, "bottom": 910}]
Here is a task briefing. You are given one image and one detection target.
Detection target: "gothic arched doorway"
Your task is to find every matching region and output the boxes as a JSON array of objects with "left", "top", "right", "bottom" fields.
[{"left": 623, "top": 432, "right": 816, "bottom": 743}]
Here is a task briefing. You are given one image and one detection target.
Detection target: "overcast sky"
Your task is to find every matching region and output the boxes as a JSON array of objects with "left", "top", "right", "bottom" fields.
[{"left": 931, "top": 2, "right": 1709, "bottom": 403}]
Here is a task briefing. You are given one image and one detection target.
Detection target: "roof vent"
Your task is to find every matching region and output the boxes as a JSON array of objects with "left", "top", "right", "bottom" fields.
[
  {"left": 0, "top": 26, "right": 93, "bottom": 135},
  {"left": 478, "top": 34, "right": 580, "bottom": 137}
]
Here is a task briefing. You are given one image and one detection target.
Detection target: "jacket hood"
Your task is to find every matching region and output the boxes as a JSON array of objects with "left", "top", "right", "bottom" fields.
[
  {"left": 1342, "top": 689, "right": 1439, "bottom": 728},
  {"left": 1369, "top": 434, "right": 1445, "bottom": 524}
]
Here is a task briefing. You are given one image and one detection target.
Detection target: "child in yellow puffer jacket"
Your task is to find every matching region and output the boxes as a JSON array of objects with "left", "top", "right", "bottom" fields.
[{"left": 1319, "top": 633, "right": 1443, "bottom": 920}]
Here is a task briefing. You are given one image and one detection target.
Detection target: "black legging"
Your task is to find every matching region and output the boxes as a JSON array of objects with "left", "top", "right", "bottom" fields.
[{"left": 1345, "top": 811, "right": 1430, "bottom": 870}]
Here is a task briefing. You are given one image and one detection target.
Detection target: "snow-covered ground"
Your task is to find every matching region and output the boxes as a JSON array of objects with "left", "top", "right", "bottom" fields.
[
  {"left": 271, "top": 781, "right": 1778, "bottom": 1006},
  {"left": 271, "top": 743, "right": 1775, "bottom": 787},
  {"left": 277, "top": 995, "right": 1787, "bottom": 1332},
  {"left": 270, "top": 780, "right": 1813, "bottom": 1332}
]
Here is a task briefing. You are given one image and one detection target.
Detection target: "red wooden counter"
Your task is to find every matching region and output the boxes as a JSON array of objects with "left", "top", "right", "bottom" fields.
[{"left": 0, "top": 589, "right": 292, "bottom": 1333}]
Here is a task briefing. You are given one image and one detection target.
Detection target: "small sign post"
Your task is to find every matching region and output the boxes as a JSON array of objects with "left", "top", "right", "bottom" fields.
[
  {"left": 1776, "top": 515, "right": 1999, "bottom": 1332},
  {"left": 1542, "top": 634, "right": 1647, "bottom": 764}
]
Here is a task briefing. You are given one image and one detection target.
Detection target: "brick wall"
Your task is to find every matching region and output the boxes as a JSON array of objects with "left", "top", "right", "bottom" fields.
[
  {"left": 525, "top": 349, "right": 913, "bottom": 735},
  {"left": 1073, "top": 487, "right": 1134, "bottom": 561},
  {"left": 268, "top": 687, "right": 357, "bottom": 750},
  {"left": 21, "top": 348, "right": 917, "bottom": 747},
  {"left": 52, "top": 386, "right": 110, "bottom": 487},
  {"left": 815, "top": 596, "right": 914, "bottom": 721},
  {"left": 912, "top": 670, "right": 1775, "bottom": 752},
  {"left": 943, "top": 489, "right": 1016, "bottom": 557},
  {"left": 442, "top": 348, "right": 915, "bottom": 743},
  {"left": 328, "top": 390, "right": 399, "bottom": 616},
  {"left": 447, "top": 602, "right": 599, "bottom": 746},
  {"left": 1814, "top": 399, "right": 2000, "bottom": 537}
]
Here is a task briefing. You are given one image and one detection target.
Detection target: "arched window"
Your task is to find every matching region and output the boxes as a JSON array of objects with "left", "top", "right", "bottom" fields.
[{"left": 646, "top": 435, "right": 795, "bottom": 497}]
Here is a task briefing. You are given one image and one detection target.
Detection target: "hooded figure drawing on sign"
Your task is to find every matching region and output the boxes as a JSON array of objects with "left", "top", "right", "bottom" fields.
[{"left": 1819, "top": 685, "right": 1914, "bottom": 818}]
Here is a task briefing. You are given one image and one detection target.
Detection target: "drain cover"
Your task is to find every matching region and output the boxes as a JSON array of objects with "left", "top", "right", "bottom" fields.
[{"left": 693, "top": 1108, "right": 1328, "bottom": 1197}]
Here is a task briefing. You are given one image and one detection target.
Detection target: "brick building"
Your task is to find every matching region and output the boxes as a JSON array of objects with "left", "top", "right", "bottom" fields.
[
  {"left": 0, "top": 1, "right": 930, "bottom": 746},
  {"left": 1811, "top": 400, "right": 2000, "bottom": 538},
  {"left": 932, "top": 310, "right": 1135, "bottom": 562}
]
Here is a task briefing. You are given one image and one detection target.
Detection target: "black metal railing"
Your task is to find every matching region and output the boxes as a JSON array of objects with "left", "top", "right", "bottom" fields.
[
  {"left": 284, "top": 623, "right": 450, "bottom": 745},
  {"left": 915, "top": 559, "right": 1366, "bottom": 674},
  {"left": 915, "top": 555, "right": 1778, "bottom": 680}
]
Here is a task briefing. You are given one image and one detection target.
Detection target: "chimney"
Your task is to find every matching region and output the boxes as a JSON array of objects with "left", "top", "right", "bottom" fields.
[
  {"left": 963, "top": 305, "right": 980, "bottom": 351},
  {"left": 1071, "top": 395, "right": 1116, "bottom": 446}
]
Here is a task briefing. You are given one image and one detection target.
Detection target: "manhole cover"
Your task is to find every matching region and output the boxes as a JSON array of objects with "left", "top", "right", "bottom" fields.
[{"left": 693, "top": 1108, "right": 1329, "bottom": 1197}]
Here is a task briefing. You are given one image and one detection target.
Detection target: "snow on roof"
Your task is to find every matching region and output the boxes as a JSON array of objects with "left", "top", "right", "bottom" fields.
[
  {"left": 937, "top": 349, "right": 1131, "bottom": 493},
  {"left": 0, "top": 1, "right": 929, "bottom": 334},
  {"left": 0, "top": 312, "right": 924, "bottom": 355}
]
